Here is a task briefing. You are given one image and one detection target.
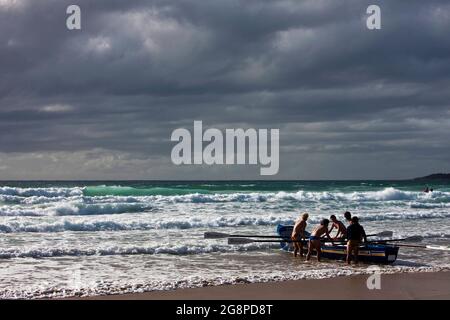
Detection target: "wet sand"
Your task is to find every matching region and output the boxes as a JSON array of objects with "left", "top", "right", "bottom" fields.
[{"left": 82, "top": 271, "right": 450, "bottom": 300}]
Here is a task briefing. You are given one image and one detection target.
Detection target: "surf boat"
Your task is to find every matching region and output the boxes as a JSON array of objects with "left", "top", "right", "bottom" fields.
[{"left": 277, "top": 224, "right": 399, "bottom": 264}]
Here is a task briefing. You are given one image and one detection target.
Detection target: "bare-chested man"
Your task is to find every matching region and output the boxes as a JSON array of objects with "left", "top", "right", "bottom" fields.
[
  {"left": 306, "top": 219, "right": 334, "bottom": 262},
  {"left": 291, "top": 213, "right": 309, "bottom": 257},
  {"left": 329, "top": 215, "right": 347, "bottom": 240}
]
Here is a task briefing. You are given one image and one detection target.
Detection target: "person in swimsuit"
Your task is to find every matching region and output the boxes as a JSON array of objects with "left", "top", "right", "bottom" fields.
[
  {"left": 291, "top": 213, "right": 309, "bottom": 257},
  {"left": 329, "top": 215, "right": 347, "bottom": 240},
  {"left": 306, "top": 219, "right": 334, "bottom": 262},
  {"left": 346, "top": 216, "right": 367, "bottom": 264}
]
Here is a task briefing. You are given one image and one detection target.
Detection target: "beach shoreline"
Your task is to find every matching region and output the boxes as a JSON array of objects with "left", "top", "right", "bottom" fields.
[{"left": 74, "top": 271, "right": 450, "bottom": 300}]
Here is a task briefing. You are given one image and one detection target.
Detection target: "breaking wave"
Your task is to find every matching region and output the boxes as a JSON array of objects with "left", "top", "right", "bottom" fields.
[
  {"left": 83, "top": 186, "right": 211, "bottom": 197},
  {"left": 0, "top": 216, "right": 295, "bottom": 233},
  {"left": 0, "top": 186, "right": 448, "bottom": 203},
  {"left": 0, "top": 202, "right": 154, "bottom": 217},
  {"left": 0, "top": 243, "right": 276, "bottom": 259},
  {"left": 2, "top": 210, "right": 450, "bottom": 233},
  {"left": 0, "top": 186, "right": 83, "bottom": 198},
  {"left": 1, "top": 186, "right": 449, "bottom": 220}
]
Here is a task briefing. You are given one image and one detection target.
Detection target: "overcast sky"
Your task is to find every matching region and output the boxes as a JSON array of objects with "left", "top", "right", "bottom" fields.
[{"left": 0, "top": 0, "right": 449, "bottom": 180}]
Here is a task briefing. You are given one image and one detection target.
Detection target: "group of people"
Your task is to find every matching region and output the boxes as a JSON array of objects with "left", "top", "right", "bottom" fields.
[{"left": 291, "top": 211, "right": 367, "bottom": 264}]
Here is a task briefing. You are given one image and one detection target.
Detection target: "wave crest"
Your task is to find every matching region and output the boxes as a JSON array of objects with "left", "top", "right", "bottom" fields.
[
  {"left": 2, "top": 210, "right": 450, "bottom": 233},
  {"left": 0, "top": 243, "right": 276, "bottom": 259}
]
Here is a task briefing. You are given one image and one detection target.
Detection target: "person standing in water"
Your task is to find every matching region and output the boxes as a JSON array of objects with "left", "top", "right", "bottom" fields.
[
  {"left": 291, "top": 213, "right": 309, "bottom": 257},
  {"left": 306, "top": 219, "right": 334, "bottom": 262},
  {"left": 346, "top": 216, "right": 367, "bottom": 265}
]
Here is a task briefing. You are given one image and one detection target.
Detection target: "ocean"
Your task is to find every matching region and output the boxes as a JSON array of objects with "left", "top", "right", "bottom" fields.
[{"left": 0, "top": 180, "right": 449, "bottom": 298}]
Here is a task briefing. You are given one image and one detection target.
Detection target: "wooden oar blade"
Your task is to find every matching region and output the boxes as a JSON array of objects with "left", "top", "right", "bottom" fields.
[
  {"left": 404, "top": 235, "right": 424, "bottom": 242},
  {"left": 228, "top": 237, "right": 254, "bottom": 245},
  {"left": 204, "top": 232, "right": 229, "bottom": 239},
  {"left": 204, "top": 232, "right": 282, "bottom": 239},
  {"left": 366, "top": 231, "right": 393, "bottom": 238},
  {"left": 377, "top": 231, "right": 393, "bottom": 237}
]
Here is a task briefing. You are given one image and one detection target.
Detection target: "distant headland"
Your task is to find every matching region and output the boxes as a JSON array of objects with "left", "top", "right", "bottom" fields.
[{"left": 413, "top": 173, "right": 450, "bottom": 181}]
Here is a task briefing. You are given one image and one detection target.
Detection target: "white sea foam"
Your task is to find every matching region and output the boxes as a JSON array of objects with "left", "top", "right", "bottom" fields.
[
  {"left": 1, "top": 265, "right": 449, "bottom": 299},
  {"left": 0, "top": 186, "right": 83, "bottom": 197},
  {"left": 0, "top": 243, "right": 276, "bottom": 259},
  {"left": 1, "top": 209, "right": 450, "bottom": 233},
  {"left": 1, "top": 186, "right": 449, "bottom": 204},
  {"left": 0, "top": 202, "right": 154, "bottom": 217},
  {"left": 0, "top": 216, "right": 296, "bottom": 233},
  {"left": 1, "top": 187, "right": 449, "bottom": 220},
  {"left": 274, "top": 188, "right": 450, "bottom": 202},
  {"left": 409, "top": 202, "right": 450, "bottom": 209}
]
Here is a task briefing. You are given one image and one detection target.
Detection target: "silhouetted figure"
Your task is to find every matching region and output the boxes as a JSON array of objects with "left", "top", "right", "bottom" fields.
[
  {"left": 344, "top": 211, "right": 352, "bottom": 225},
  {"left": 346, "top": 216, "right": 367, "bottom": 265}
]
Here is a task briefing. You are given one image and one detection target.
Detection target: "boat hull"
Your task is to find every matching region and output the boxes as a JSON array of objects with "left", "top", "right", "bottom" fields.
[{"left": 277, "top": 224, "right": 399, "bottom": 264}]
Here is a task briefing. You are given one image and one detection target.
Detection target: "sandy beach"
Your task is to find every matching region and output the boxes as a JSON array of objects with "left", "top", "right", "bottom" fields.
[{"left": 80, "top": 271, "right": 450, "bottom": 300}]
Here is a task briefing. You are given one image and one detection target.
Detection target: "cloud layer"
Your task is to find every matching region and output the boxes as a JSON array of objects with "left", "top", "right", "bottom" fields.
[{"left": 1, "top": 0, "right": 449, "bottom": 179}]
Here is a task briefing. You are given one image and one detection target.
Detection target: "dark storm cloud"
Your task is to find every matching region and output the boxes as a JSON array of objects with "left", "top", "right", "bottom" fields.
[{"left": 0, "top": 0, "right": 449, "bottom": 179}]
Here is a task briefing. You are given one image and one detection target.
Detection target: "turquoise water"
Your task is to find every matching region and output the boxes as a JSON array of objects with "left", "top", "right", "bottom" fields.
[
  {"left": 0, "top": 180, "right": 449, "bottom": 298},
  {"left": 4, "top": 180, "right": 449, "bottom": 194}
]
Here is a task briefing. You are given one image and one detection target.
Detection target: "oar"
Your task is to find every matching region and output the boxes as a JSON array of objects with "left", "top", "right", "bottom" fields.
[
  {"left": 228, "top": 237, "right": 345, "bottom": 245},
  {"left": 390, "top": 244, "right": 450, "bottom": 251},
  {"left": 367, "top": 231, "right": 393, "bottom": 238},
  {"left": 228, "top": 238, "right": 300, "bottom": 245},
  {"left": 372, "top": 235, "right": 424, "bottom": 243},
  {"left": 205, "top": 230, "right": 393, "bottom": 240},
  {"left": 228, "top": 237, "right": 450, "bottom": 251},
  {"left": 204, "top": 232, "right": 283, "bottom": 239}
]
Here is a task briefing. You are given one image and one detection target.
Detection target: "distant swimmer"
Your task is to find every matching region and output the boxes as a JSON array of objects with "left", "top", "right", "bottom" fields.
[
  {"left": 424, "top": 187, "right": 430, "bottom": 193},
  {"left": 291, "top": 213, "right": 309, "bottom": 257},
  {"left": 344, "top": 211, "right": 352, "bottom": 225},
  {"left": 306, "top": 219, "right": 334, "bottom": 262},
  {"left": 346, "top": 216, "right": 367, "bottom": 265},
  {"left": 329, "top": 215, "right": 347, "bottom": 240}
]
